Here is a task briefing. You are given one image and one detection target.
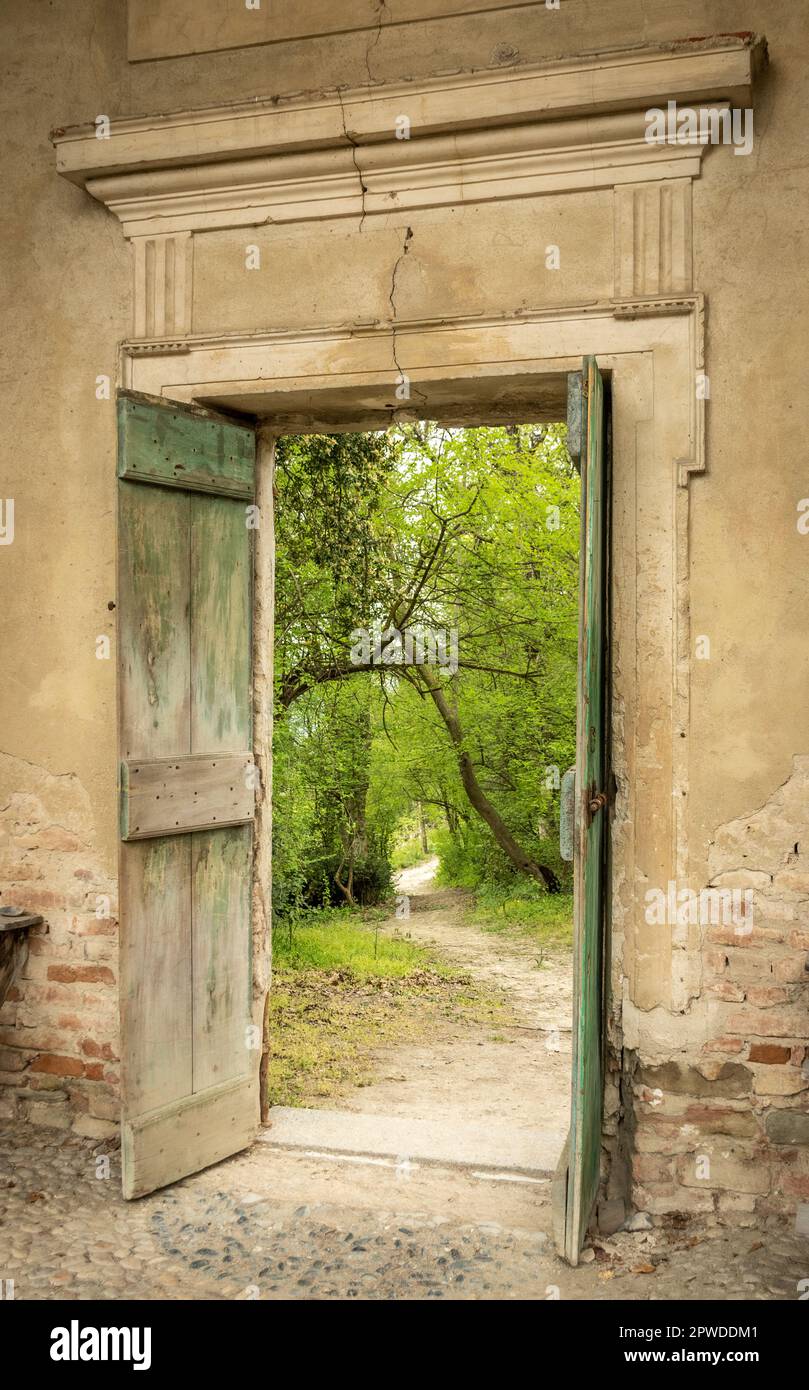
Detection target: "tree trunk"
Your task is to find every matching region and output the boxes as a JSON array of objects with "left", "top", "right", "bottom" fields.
[
  {"left": 418, "top": 801, "right": 429, "bottom": 854},
  {"left": 420, "top": 669, "right": 561, "bottom": 892}
]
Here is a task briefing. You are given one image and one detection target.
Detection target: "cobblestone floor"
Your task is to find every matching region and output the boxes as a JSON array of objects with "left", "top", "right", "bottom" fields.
[{"left": 1, "top": 1123, "right": 808, "bottom": 1301}]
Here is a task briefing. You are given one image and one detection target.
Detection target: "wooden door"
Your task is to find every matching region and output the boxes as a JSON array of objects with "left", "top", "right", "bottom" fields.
[
  {"left": 117, "top": 392, "right": 258, "bottom": 1199},
  {"left": 558, "top": 357, "right": 610, "bottom": 1264}
]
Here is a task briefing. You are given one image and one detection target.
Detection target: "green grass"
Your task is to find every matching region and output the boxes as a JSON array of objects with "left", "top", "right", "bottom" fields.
[
  {"left": 273, "top": 904, "right": 442, "bottom": 978},
  {"left": 390, "top": 834, "right": 432, "bottom": 871},
  {"left": 467, "top": 884, "right": 574, "bottom": 949},
  {"left": 269, "top": 905, "right": 510, "bottom": 1106}
]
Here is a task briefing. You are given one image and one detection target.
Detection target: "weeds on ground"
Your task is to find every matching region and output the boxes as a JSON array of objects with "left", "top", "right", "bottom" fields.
[
  {"left": 269, "top": 905, "right": 510, "bottom": 1107},
  {"left": 466, "top": 884, "right": 574, "bottom": 952}
]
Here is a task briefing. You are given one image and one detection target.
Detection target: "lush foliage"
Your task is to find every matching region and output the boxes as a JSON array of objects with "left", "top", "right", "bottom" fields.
[{"left": 271, "top": 423, "right": 579, "bottom": 918}]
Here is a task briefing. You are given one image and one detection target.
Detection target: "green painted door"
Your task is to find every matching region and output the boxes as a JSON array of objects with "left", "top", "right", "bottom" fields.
[
  {"left": 560, "top": 357, "right": 610, "bottom": 1264},
  {"left": 116, "top": 392, "right": 258, "bottom": 1199}
]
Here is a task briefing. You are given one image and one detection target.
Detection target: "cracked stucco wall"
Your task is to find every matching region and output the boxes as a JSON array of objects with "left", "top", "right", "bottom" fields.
[
  {"left": 0, "top": 757, "right": 119, "bottom": 1137},
  {"left": 1, "top": 1, "right": 127, "bottom": 1138},
  {"left": 622, "top": 759, "right": 809, "bottom": 1226}
]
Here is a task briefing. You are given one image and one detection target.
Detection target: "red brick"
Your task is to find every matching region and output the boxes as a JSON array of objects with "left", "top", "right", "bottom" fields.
[
  {"left": 83, "top": 1063, "right": 104, "bottom": 1081},
  {"left": 773, "top": 954, "right": 809, "bottom": 983},
  {"left": 728, "top": 1008, "right": 807, "bottom": 1037},
  {"left": 8, "top": 888, "right": 62, "bottom": 909},
  {"left": 80, "top": 1038, "right": 118, "bottom": 1062},
  {"left": 55, "top": 1013, "right": 84, "bottom": 1031},
  {"left": 702, "top": 1036, "right": 744, "bottom": 1054},
  {"left": 704, "top": 948, "right": 729, "bottom": 972},
  {"left": 69, "top": 916, "right": 117, "bottom": 937},
  {"left": 29, "top": 1054, "right": 84, "bottom": 1078},
  {"left": 708, "top": 981, "right": 746, "bottom": 1002},
  {"left": 47, "top": 964, "right": 115, "bottom": 986},
  {"left": 746, "top": 985, "right": 790, "bottom": 1008},
  {"left": 707, "top": 925, "right": 786, "bottom": 948},
  {"left": 748, "top": 1043, "right": 791, "bottom": 1064},
  {"left": 682, "top": 1105, "right": 758, "bottom": 1137}
]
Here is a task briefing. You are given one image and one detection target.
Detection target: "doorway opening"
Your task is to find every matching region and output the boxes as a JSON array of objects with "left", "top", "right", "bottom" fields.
[
  {"left": 264, "top": 413, "right": 583, "bottom": 1238},
  {"left": 116, "top": 350, "right": 613, "bottom": 1265}
]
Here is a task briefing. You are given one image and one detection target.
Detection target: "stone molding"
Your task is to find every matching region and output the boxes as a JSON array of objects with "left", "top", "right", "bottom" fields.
[
  {"left": 53, "top": 39, "right": 757, "bottom": 350},
  {"left": 55, "top": 36, "right": 761, "bottom": 191}
]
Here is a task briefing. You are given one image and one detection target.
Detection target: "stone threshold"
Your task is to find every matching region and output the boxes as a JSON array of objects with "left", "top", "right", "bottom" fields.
[{"left": 258, "top": 1106, "right": 565, "bottom": 1177}]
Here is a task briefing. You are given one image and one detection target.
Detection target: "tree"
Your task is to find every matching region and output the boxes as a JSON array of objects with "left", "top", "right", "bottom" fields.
[{"left": 272, "top": 423, "right": 579, "bottom": 902}]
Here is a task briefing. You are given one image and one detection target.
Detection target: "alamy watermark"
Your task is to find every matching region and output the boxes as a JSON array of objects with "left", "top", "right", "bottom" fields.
[
  {"left": 644, "top": 882, "right": 753, "bottom": 930},
  {"left": 645, "top": 102, "right": 754, "bottom": 156},
  {"left": 350, "top": 623, "right": 458, "bottom": 676}
]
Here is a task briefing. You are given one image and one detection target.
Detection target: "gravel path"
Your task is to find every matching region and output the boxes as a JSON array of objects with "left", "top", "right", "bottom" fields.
[{"left": 1, "top": 1124, "right": 807, "bottom": 1300}]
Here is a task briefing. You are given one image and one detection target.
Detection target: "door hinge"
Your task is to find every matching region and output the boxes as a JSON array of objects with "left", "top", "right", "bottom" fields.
[{"left": 585, "top": 785, "right": 609, "bottom": 826}]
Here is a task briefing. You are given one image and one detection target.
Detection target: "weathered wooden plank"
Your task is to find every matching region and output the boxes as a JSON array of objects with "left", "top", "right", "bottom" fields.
[
  {"left": 120, "top": 753, "right": 255, "bottom": 839},
  {"left": 118, "top": 392, "right": 257, "bottom": 1200},
  {"left": 118, "top": 480, "right": 191, "bottom": 761},
  {"left": 190, "top": 493, "right": 252, "bottom": 753},
  {"left": 0, "top": 910, "right": 40, "bottom": 1010},
  {"left": 120, "top": 836, "right": 193, "bottom": 1115},
  {"left": 566, "top": 370, "right": 584, "bottom": 467},
  {"left": 121, "top": 1077, "right": 255, "bottom": 1200},
  {"left": 559, "top": 766, "right": 576, "bottom": 863},
  {"left": 565, "top": 355, "right": 609, "bottom": 1266},
  {"left": 118, "top": 394, "right": 255, "bottom": 499},
  {"left": 191, "top": 826, "right": 253, "bottom": 1093}
]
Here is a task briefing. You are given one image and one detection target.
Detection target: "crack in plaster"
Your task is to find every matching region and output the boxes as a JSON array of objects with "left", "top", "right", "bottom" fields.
[
  {"left": 336, "top": 87, "right": 368, "bottom": 233},
  {"left": 387, "top": 224, "right": 428, "bottom": 413},
  {"left": 365, "top": 0, "right": 388, "bottom": 84}
]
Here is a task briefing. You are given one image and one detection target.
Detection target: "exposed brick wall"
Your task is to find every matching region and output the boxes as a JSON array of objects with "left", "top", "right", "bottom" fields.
[
  {"left": 0, "top": 756, "right": 119, "bottom": 1139},
  {"left": 628, "top": 758, "right": 809, "bottom": 1228}
]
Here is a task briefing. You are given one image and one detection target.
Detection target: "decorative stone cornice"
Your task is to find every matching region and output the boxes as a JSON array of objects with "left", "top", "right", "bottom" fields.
[
  {"left": 54, "top": 37, "right": 763, "bottom": 235},
  {"left": 53, "top": 37, "right": 762, "bottom": 340},
  {"left": 71, "top": 111, "right": 715, "bottom": 238}
]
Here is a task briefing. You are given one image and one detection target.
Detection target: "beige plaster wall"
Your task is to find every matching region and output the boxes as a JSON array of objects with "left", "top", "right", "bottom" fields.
[{"left": 0, "top": 1, "right": 129, "bottom": 1135}]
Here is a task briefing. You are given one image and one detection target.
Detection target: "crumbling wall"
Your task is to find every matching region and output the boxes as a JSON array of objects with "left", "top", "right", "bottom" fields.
[
  {"left": 0, "top": 0, "right": 126, "bottom": 1133},
  {"left": 0, "top": 756, "right": 119, "bottom": 1139},
  {"left": 627, "top": 758, "right": 809, "bottom": 1227}
]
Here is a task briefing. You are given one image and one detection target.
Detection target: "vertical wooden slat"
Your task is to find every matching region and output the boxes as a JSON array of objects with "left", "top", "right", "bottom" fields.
[
  {"left": 190, "top": 493, "right": 252, "bottom": 754},
  {"left": 191, "top": 826, "right": 252, "bottom": 1093},
  {"left": 120, "top": 837, "right": 193, "bottom": 1114},
  {"left": 118, "top": 481, "right": 191, "bottom": 761},
  {"left": 189, "top": 484, "right": 253, "bottom": 1097}
]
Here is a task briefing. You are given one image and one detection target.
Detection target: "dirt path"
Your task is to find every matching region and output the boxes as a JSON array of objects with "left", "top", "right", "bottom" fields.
[{"left": 329, "top": 858, "right": 573, "bottom": 1144}]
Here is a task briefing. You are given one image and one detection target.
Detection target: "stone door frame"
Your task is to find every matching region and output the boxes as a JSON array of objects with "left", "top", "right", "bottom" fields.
[{"left": 119, "top": 293, "right": 704, "bottom": 1098}]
